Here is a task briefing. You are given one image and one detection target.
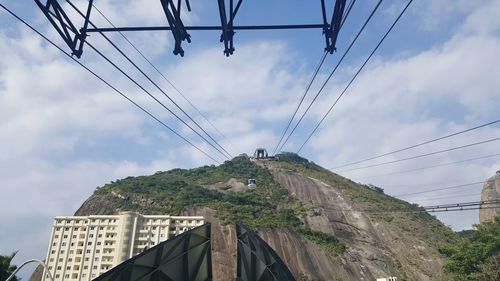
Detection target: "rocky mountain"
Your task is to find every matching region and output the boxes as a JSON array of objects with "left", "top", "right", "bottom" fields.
[
  {"left": 479, "top": 171, "right": 500, "bottom": 223},
  {"left": 71, "top": 153, "right": 455, "bottom": 280}
]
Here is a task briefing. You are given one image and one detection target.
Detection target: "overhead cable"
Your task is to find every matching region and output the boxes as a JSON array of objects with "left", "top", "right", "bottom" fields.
[
  {"left": 350, "top": 153, "right": 500, "bottom": 179},
  {"left": 337, "top": 136, "right": 500, "bottom": 172},
  {"left": 273, "top": 51, "right": 328, "bottom": 155},
  {"left": 322, "top": 199, "right": 500, "bottom": 214},
  {"left": 0, "top": 3, "right": 221, "bottom": 164},
  {"left": 333, "top": 118, "right": 500, "bottom": 170},
  {"left": 340, "top": 0, "right": 356, "bottom": 28},
  {"left": 91, "top": 2, "right": 241, "bottom": 155},
  {"left": 394, "top": 181, "right": 485, "bottom": 198},
  {"left": 63, "top": 1, "right": 231, "bottom": 160},
  {"left": 297, "top": 0, "right": 414, "bottom": 153},
  {"left": 411, "top": 192, "right": 481, "bottom": 202},
  {"left": 277, "top": 0, "right": 383, "bottom": 153}
]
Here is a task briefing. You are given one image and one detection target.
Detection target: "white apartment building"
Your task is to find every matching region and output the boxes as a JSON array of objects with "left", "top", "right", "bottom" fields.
[{"left": 42, "top": 212, "right": 205, "bottom": 281}]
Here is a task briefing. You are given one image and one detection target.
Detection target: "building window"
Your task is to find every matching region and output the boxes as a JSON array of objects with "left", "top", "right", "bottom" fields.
[
  {"left": 86, "top": 250, "right": 91, "bottom": 254},
  {"left": 89, "top": 234, "right": 94, "bottom": 238},
  {"left": 60, "top": 250, "right": 64, "bottom": 254},
  {"left": 54, "top": 235, "right": 59, "bottom": 239},
  {"left": 66, "top": 266, "right": 70, "bottom": 270},
  {"left": 63, "top": 235, "right": 68, "bottom": 239},
  {"left": 65, "top": 227, "right": 69, "bottom": 231},
  {"left": 61, "top": 242, "right": 66, "bottom": 246},
  {"left": 56, "top": 266, "right": 61, "bottom": 270}
]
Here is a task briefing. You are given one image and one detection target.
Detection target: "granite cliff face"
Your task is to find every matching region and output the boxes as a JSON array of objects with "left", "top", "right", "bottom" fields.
[
  {"left": 479, "top": 172, "right": 500, "bottom": 223},
  {"left": 71, "top": 154, "right": 454, "bottom": 280}
]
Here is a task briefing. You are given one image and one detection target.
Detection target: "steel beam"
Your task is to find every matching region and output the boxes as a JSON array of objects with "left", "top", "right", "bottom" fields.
[{"left": 34, "top": 0, "right": 91, "bottom": 58}]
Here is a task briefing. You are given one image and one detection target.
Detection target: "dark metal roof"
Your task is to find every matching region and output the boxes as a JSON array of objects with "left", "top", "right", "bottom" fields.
[{"left": 236, "top": 223, "right": 296, "bottom": 281}]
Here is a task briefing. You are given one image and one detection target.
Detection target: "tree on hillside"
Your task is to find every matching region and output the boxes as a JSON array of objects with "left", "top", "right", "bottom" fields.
[
  {"left": 439, "top": 216, "right": 500, "bottom": 281},
  {"left": 0, "top": 252, "right": 19, "bottom": 281}
]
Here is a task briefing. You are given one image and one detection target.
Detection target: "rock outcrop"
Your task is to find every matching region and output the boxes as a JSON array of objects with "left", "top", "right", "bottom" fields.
[
  {"left": 480, "top": 172, "right": 500, "bottom": 223},
  {"left": 34, "top": 155, "right": 456, "bottom": 281}
]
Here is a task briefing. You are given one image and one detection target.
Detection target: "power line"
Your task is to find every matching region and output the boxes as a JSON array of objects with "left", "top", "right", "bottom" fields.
[
  {"left": 394, "top": 181, "right": 485, "bottom": 198},
  {"left": 90, "top": 2, "right": 241, "bottom": 155},
  {"left": 63, "top": 0, "right": 231, "bottom": 160},
  {"left": 336, "top": 137, "right": 500, "bottom": 172},
  {"left": 340, "top": 0, "right": 356, "bottom": 29},
  {"left": 277, "top": 0, "right": 383, "bottom": 153},
  {"left": 349, "top": 153, "right": 500, "bottom": 179},
  {"left": 297, "top": 0, "right": 414, "bottom": 153},
  {"left": 412, "top": 192, "right": 481, "bottom": 202},
  {"left": 321, "top": 199, "right": 500, "bottom": 214},
  {"left": 333, "top": 118, "right": 500, "bottom": 170},
  {"left": 0, "top": 3, "right": 221, "bottom": 164},
  {"left": 273, "top": 51, "right": 328, "bottom": 155}
]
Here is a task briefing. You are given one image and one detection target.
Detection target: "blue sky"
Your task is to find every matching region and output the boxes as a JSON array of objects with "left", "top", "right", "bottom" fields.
[{"left": 1, "top": 0, "right": 500, "bottom": 278}]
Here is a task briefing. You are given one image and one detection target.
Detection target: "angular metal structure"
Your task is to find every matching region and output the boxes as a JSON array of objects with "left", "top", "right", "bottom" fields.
[
  {"left": 34, "top": 0, "right": 93, "bottom": 58},
  {"left": 236, "top": 223, "right": 296, "bottom": 281},
  {"left": 93, "top": 223, "right": 212, "bottom": 281},
  {"left": 35, "top": 0, "right": 347, "bottom": 57}
]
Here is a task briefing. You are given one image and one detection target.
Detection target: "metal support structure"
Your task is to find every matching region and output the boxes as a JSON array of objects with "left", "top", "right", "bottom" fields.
[
  {"left": 216, "top": 0, "right": 242, "bottom": 56},
  {"left": 321, "top": 0, "right": 346, "bottom": 53},
  {"left": 159, "top": 0, "right": 191, "bottom": 56},
  {"left": 34, "top": 0, "right": 92, "bottom": 58},
  {"left": 35, "top": 0, "right": 347, "bottom": 58}
]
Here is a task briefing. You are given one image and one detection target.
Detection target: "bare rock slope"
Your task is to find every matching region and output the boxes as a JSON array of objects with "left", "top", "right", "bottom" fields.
[{"left": 480, "top": 173, "right": 500, "bottom": 223}]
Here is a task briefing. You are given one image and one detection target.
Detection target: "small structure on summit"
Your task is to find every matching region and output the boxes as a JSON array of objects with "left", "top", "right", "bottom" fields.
[
  {"left": 248, "top": 179, "right": 256, "bottom": 187},
  {"left": 496, "top": 170, "right": 500, "bottom": 176},
  {"left": 254, "top": 148, "right": 269, "bottom": 159},
  {"left": 251, "top": 148, "right": 275, "bottom": 160}
]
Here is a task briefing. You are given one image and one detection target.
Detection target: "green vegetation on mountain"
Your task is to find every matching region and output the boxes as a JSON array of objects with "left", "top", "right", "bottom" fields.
[
  {"left": 95, "top": 155, "right": 345, "bottom": 254},
  {"left": 77, "top": 152, "right": 463, "bottom": 280},
  {"left": 439, "top": 217, "right": 500, "bottom": 281}
]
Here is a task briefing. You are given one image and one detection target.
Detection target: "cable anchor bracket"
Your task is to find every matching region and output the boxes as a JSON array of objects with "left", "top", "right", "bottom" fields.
[{"left": 34, "top": 0, "right": 93, "bottom": 58}]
